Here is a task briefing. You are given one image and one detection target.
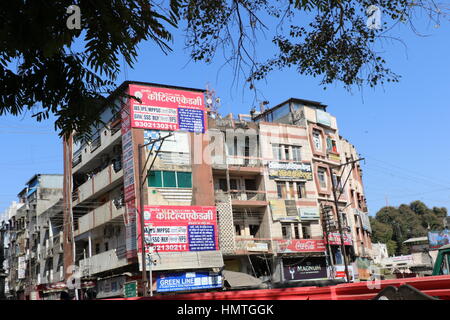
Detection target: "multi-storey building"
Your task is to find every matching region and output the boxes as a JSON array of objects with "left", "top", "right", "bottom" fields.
[
  {"left": 3, "top": 174, "right": 63, "bottom": 299},
  {"left": 59, "top": 81, "right": 373, "bottom": 298},
  {"left": 252, "top": 98, "right": 373, "bottom": 281}
]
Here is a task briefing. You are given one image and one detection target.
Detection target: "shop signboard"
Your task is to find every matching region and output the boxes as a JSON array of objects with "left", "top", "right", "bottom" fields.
[
  {"left": 143, "top": 206, "right": 218, "bottom": 253},
  {"left": 156, "top": 272, "right": 222, "bottom": 293},
  {"left": 283, "top": 257, "right": 328, "bottom": 281},
  {"left": 268, "top": 162, "right": 313, "bottom": 180},
  {"left": 277, "top": 239, "right": 327, "bottom": 253},
  {"left": 128, "top": 84, "right": 206, "bottom": 133},
  {"left": 299, "top": 207, "right": 320, "bottom": 220}
]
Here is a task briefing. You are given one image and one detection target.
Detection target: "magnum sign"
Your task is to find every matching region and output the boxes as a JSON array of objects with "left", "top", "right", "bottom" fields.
[{"left": 268, "top": 162, "right": 313, "bottom": 180}]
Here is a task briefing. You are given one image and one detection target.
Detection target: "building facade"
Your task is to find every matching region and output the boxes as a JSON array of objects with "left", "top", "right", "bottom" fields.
[
  {"left": 3, "top": 174, "right": 63, "bottom": 299},
  {"left": 53, "top": 81, "right": 373, "bottom": 297}
]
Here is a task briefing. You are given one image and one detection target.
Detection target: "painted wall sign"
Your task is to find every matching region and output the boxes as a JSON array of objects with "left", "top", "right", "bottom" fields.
[
  {"left": 283, "top": 257, "right": 328, "bottom": 281},
  {"left": 277, "top": 239, "right": 327, "bottom": 253},
  {"left": 128, "top": 85, "right": 206, "bottom": 133},
  {"left": 143, "top": 206, "right": 218, "bottom": 253},
  {"left": 268, "top": 162, "right": 313, "bottom": 180},
  {"left": 156, "top": 272, "right": 222, "bottom": 293}
]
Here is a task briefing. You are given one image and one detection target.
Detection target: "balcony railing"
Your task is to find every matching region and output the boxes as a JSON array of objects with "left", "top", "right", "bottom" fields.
[
  {"left": 227, "top": 156, "right": 262, "bottom": 167},
  {"left": 230, "top": 190, "right": 266, "bottom": 202},
  {"left": 79, "top": 245, "right": 128, "bottom": 276}
]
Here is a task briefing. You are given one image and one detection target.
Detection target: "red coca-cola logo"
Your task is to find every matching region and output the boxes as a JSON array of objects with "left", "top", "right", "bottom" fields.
[{"left": 295, "top": 241, "right": 316, "bottom": 251}]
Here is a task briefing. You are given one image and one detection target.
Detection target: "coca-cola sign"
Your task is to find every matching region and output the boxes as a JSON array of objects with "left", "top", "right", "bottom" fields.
[{"left": 277, "top": 239, "right": 327, "bottom": 253}]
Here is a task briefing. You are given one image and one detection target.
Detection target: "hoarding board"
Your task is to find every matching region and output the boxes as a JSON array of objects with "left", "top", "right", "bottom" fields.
[
  {"left": 143, "top": 206, "right": 218, "bottom": 253},
  {"left": 277, "top": 239, "right": 327, "bottom": 253},
  {"left": 268, "top": 162, "right": 313, "bottom": 180},
  {"left": 326, "top": 232, "right": 353, "bottom": 246},
  {"left": 428, "top": 230, "right": 450, "bottom": 249},
  {"left": 283, "top": 257, "right": 328, "bottom": 281},
  {"left": 128, "top": 84, "right": 206, "bottom": 133},
  {"left": 156, "top": 272, "right": 222, "bottom": 293}
]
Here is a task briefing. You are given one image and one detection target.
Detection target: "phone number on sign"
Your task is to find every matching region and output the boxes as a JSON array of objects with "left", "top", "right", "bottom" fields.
[
  {"left": 149, "top": 244, "right": 188, "bottom": 252},
  {"left": 134, "top": 121, "right": 178, "bottom": 130}
]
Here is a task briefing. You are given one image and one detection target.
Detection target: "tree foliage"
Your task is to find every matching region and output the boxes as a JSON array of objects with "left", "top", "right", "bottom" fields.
[
  {"left": 371, "top": 201, "right": 448, "bottom": 256},
  {"left": 0, "top": 0, "right": 448, "bottom": 138}
]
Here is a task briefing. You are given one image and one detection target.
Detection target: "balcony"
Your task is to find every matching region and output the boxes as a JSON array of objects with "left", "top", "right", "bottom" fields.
[
  {"left": 72, "top": 122, "right": 122, "bottom": 172},
  {"left": 234, "top": 238, "right": 272, "bottom": 254},
  {"left": 79, "top": 246, "right": 128, "bottom": 276},
  {"left": 73, "top": 165, "right": 123, "bottom": 205},
  {"left": 75, "top": 200, "right": 124, "bottom": 236},
  {"left": 227, "top": 156, "right": 263, "bottom": 174},
  {"left": 230, "top": 190, "right": 267, "bottom": 208}
]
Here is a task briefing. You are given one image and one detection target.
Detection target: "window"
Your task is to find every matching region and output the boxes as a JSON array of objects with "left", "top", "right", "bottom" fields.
[
  {"left": 318, "top": 169, "right": 327, "bottom": 189},
  {"left": 297, "top": 182, "right": 306, "bottom": 199},
  {"left": 104, "top": 242, "right": 109, "bottom": 251},
  {"left": 294, "top": 225, "right": 300, "bottom": 239},
  {"left": 233, "top": 136, "right": 238, "bottom": 156},
  {"left": 302, "top": 222, "right": 311, "bottom": 239},
  {"left": 249, "top": 225, "right": 260, "bottom": 237},
  {"left": 229, "top": 179, "right": 238, "bottom": 190},
  {"left": 292, "top": 146, "right": 301, "bottom": 161},
  {"left": 312, "top": 131, "right": 322, "bottom": 151},
  {"left": 219, "top": 179, "right": 228, "bottom": 191},
  {"left": 276, "top": 181, "right": 286, "bottom": 199},
  {"left": 148, "top": 171, "right": 192, "bottom": 188},
  {"left": 272, "top": 144, "right": 282, "bottom": 160},
  {"left": 177, "top": 172, "right": 192, "bottom": 188},
  {"left": 284, "top": 145, "right": 290, "bottom": 160},
  {"left": 281, "top": 224, "right": 292, "bottom": 240},
  {"left": 235, "top": 224, "right": 242, "bottom": 236},
  {"left": 95, "top": 243, "right": 100, "bottom": 255},
  {"left": 288, "top": 182, "right": 296, "bottom": 200}
]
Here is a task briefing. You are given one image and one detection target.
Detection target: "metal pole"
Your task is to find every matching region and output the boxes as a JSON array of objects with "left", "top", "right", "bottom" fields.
[
  {"left": 137, "top": 144, "right": 148, "bottom": 296},
  {"left": 330, "top": 172, "right": 350, "bottom": 283}
]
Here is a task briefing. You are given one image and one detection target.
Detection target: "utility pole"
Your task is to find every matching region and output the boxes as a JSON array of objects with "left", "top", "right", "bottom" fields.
[
  {"left": 330, "top": 158, "right": 364, "bottom": 283},
  {"left": 320, "top": 204, "right": 334, "bottom": 278},
  {"left": 137, "top": 133, "right": 172, "bottom": 297}
]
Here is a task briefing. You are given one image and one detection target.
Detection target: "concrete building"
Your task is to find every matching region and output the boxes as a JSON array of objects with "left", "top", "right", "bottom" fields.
[
  {"left": 59, "top": 81, "right": 373, "bottom": 297},
  {"left": 4, "top": 174, "right": 63, "bottom": 299}
]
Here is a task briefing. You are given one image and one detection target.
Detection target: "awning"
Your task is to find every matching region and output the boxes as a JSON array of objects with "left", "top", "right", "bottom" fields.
[{"left": 222, "top": 270, "right": 263, "bottom": 289}]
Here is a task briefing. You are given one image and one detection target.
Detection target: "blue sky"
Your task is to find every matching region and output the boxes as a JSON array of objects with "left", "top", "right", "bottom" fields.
[{"left": 1, "top": 9, "right": 450, "bottom": 217}]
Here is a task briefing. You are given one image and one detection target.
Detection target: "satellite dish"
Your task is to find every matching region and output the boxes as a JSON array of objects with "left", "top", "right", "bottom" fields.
[
  {"left": 206, "top": 98, "right": 213, "bottom": 105},
  {"left": 216, "top": 97, "right": 221, "bottom": 103}
]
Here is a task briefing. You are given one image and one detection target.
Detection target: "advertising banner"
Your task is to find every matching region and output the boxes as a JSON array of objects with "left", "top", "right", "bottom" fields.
[
  {"left": 299, "top": 207, "right": 320, "bottom": 220},
  {"left": 268, "top": 162, "right": 313, "bottom": 180},
  {"left": 283, "top": 257, "right": 328, "bottom": 281},
  {"left": 157, "top": 272, "right": 222, "bottom": 293},
  {"left": 428, "top": 230, "right": 450, "bottom": 249},
  {"left": 18, "top": 256, "right": 26, "bottom": 279},
  {"left": 277, "top": 239, "right": 327, "bottom": 253},
  {"left": 143, "top": 206, "right": 218, "bottom": 253},
  {"left": 326, "top": 232, "right": 353, "bottom": 246},
  {"left": 121, "top": 103, "right": 138, "bottom": 259},
  {"left": 269, "top": 200, "right": 300, "bottom": 222},
  {"left": 128, "top": 84, "right": 206, "bottom": 133}
]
